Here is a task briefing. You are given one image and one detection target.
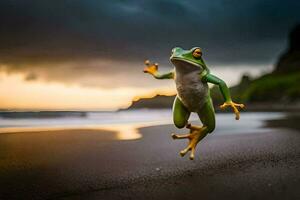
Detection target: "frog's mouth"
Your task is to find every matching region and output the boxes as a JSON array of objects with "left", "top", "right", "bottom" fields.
[{"left": 170, "top": 57, "right": 204, "bottom": 69}]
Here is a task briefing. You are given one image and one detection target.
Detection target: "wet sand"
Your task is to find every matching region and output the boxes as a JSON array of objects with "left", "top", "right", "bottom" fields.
[{"left": 0, "top": 123, "right": 299, "bottom": 200}]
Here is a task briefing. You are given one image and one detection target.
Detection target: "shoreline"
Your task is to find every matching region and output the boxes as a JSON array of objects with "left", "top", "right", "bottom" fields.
[{"left": 123, "top": 104, "right": 300, "bottom": 112}]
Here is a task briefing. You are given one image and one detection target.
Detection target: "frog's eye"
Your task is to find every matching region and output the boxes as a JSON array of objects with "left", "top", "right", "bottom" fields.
[{"left": 192, "top": 48, "right": 202, "bottom": 58}]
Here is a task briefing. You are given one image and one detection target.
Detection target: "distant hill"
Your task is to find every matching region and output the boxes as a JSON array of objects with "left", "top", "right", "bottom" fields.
[
  {"left": 126, "top": 24, "right": 300, "bottom": 110},
  {"left": 215, "top": 24, "right": 300, "bottom": 104},
  {"left": 127, "top": 95, "right": 175, "bottom": 109}
]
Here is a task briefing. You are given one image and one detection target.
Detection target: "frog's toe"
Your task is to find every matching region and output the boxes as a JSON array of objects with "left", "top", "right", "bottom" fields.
[
  {"left": 189, "top": 148, "right": 195, "bottom": 160},
  {"left": 180, "top": 146, "right": 191, "bottom": 157},
  {"left": 171, "top": 133, "right": 190, "bottom": 139},
  {"left": 179, "top": 142, "right": 195, "bottom": 158}
]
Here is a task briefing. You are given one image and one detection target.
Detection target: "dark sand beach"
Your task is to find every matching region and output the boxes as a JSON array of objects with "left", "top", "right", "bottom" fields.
[{"left": 0, "top": 115, "right": 299, "bottom": 200}]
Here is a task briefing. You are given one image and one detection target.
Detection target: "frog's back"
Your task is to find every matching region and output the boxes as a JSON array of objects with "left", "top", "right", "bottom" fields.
[{"left": 175, "top": 66, "right": 209, "bottom": 112}]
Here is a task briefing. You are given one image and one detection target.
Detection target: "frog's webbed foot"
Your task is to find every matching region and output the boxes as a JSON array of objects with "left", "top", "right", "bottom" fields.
[
  {"left": 143, "top": 60, "right": 158, "bottom": 75},
  {"left": 220, "top": 101, "right": 245, "bottom": 120},
  {"left": 171, "top": 124, "right": 206, "bottom": 160}
]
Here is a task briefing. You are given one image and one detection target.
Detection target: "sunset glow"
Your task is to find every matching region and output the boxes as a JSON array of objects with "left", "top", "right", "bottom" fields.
[{"left": 0, "top": 72, "right": 175, "bottom": 110}]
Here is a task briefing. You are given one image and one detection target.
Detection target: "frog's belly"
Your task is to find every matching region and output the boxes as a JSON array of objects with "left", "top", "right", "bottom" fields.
[{"left": 175, "top": 72, "right": 209, "bottom": 112}]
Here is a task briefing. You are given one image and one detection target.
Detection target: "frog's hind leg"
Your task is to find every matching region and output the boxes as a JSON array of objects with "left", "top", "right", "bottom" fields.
[
  {"left": 172, "top": 96, "right": 190, "bottom": 129},
  {"left": 176, "top": 99, "right": 215, "bottom": 160},
  {"left": 171, "top": 96, "right": 191, "bottom": 139}
]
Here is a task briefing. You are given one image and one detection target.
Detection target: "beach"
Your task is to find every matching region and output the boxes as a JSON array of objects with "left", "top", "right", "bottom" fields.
[
  {"left": 0, "top": 1, "right": 299, "bottom": 200},
  {"left": 0, "top": 112, "right": 299, "bottom": 200}
]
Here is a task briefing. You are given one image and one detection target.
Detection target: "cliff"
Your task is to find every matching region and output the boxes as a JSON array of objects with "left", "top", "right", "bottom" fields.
[{"left": 274, "top": 24, "right": 300, "bottom": 73}]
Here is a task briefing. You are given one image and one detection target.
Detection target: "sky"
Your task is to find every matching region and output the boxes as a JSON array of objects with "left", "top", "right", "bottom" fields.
[{"left": 0, "top": 0, "right": 299, "bottom": 110}]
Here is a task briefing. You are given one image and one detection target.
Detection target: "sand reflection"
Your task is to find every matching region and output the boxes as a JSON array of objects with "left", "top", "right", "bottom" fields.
[
  {"left": 100, "top": 124, "right": 142, "bottom": 140},
  {"left": 0, "top": 124, "right": 143, "bottom": 140}
]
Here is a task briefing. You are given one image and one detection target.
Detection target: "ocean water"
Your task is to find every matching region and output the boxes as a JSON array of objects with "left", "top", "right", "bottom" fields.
[{"left": 0, "top": 110, "right": 285, "bottom": 140}]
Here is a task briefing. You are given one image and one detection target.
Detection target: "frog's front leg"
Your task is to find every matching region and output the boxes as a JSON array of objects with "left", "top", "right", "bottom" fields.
[
  {"left": 203, "top": 73, "right": 244, "bottom": 120},
  {"left": 172, "top": 99, "right": 215, "bottom": 160}
]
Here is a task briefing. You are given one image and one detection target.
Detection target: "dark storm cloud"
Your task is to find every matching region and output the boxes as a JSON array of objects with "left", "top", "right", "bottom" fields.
[{"left": 0, "top": 0, "right": 299, "bottom": 87}]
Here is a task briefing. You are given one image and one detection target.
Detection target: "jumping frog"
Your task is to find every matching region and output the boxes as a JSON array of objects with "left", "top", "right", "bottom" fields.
[{"left": 143, "top": 47, "right": 244, "bottom": 160}]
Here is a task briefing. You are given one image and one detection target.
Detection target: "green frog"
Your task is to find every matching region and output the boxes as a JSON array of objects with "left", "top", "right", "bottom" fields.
[{"left": 143, "top": 47, "right": 244, "bottom": 160}]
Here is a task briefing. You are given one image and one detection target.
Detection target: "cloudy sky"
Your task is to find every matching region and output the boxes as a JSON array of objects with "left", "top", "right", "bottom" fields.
[{"left": 0, "top": 0, "right": 299, "bottom": 110}]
